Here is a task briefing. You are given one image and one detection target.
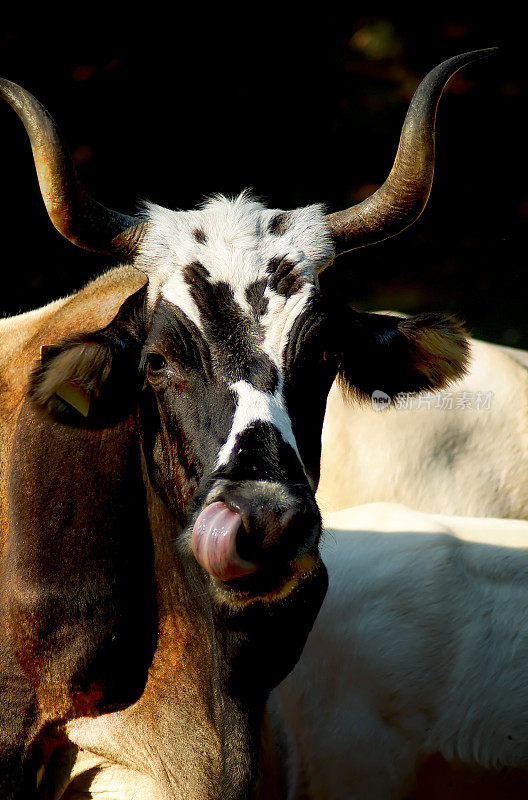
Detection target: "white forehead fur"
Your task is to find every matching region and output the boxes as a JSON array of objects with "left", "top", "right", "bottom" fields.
[
  {"left": 134, "top": 193, "right": 335, "bottom": 351},
  {"left": 134, "top": 193, "right": 334, "bottom": 475}
]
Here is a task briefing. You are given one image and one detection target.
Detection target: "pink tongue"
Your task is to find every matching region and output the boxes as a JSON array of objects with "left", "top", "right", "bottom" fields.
[{"left": 192, "top": 501, "right": 258, "bottom": 582}]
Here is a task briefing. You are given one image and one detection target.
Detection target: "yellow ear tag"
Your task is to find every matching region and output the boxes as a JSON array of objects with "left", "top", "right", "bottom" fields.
[{"left": 55, "top": 381, "right": 91, "bottom": 417}]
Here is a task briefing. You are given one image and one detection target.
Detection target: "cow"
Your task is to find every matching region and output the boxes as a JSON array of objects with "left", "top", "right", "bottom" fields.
[
  {"left": 276, "top": 503, "right": 528, "bottom": 799},
  {"left": 0, "top": 50, "right": 488, "bottom": 798},
  {"left": 318, "top": 338, "right": 528, "bottom": 519}
]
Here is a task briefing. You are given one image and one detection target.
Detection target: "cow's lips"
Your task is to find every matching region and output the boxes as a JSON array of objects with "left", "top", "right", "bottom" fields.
[{"left": 192, "top": 501, "right": 259, "bottom": 582}]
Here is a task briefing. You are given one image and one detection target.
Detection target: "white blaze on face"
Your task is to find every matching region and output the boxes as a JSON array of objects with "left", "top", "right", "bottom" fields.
[
  {"left": 134, "top": 192, "right": 335, "bottom": 470},
  {"left": 216, "top": 379, "right": 302, "bottom": 469}
]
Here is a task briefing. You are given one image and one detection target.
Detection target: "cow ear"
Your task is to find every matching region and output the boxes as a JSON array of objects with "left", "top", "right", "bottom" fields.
[
  {"left": 337, "top": 311, "right": 470, "bottom": 400},
  {"left": 29, "top": 287, "right": 146, "bottom": 425}
]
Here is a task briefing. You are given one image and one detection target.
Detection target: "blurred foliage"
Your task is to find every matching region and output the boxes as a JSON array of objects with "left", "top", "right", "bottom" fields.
[{"left": 0, "top": 11, "right": 526, "bottom": 346}]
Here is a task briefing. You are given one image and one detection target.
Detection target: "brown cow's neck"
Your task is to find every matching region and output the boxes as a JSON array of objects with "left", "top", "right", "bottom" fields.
[
  {"left": 0, "top": 401, "right": 156, "bottom": 796},
  {"left": 135, "top": 473, "right": 266, "bottom": 799}
]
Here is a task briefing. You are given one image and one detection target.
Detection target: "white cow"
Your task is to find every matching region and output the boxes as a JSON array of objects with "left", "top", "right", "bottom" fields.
[
  {"left": 318, "top": 338, "right": 528, "bottom": 519},
  {"left": 275, "top": 503, "right": 528, "bottom": 799}
]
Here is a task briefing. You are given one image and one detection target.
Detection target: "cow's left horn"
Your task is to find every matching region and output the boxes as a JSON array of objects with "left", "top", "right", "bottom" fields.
[
  {"left": 326, "top": 48, "right": 497, "bottom": 257},
  {"left": 0, "top": 78, "right": 145, "bottom": 258}
]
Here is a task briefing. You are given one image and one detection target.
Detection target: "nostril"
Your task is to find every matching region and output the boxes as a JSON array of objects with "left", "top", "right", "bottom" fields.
[
  {"left": 279, "top": 507, "right": 297, "bottom": 531},
  {"left": 234, "top": 501, "right": 316, "bottom": 563},
  {"left": 279, "top": 501, "right": 319, "bottom": 556},
  {"left": 235, "top": 522, "right": 263, "bottom": 563}
]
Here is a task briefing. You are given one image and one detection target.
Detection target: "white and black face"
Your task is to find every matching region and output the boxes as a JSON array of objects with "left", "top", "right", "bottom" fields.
[
  {"left": 136, "top": 195, "right": 335, "bottom": 588},
  {"left": 31, "top": 193, "right": 468, "bottom": 593}
]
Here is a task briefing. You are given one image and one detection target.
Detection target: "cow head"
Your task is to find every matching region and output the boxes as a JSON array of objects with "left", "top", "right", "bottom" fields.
[
  {"left": 25, "top": 193, "right": 470, "bottom": 601},
  {"left": 0, "top": 51, "right": 489, "bottom": 603}
]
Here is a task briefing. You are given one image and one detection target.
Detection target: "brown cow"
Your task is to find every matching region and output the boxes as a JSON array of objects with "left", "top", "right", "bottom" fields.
[{"left": 0, "top": 51, "right": 488, "bottom": 798}]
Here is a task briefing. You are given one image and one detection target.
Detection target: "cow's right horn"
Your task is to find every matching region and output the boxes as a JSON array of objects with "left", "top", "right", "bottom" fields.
[
  {"left": 0, "top": 78, "right": 145, "bottom": 259},
  {"left": 326, "top": 48, "right": 497, "bottom": 257}
]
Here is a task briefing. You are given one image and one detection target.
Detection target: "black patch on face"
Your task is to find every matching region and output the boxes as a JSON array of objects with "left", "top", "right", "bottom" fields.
[
  {"left": 144, "top": 298, "right": 206, "bottom": 376},
  {"left": 184, "top": 260, "right": 210, "bottom": 282},
  {"left": 267, "top": 256, "right": 294, "bottom": 284},
  {"left": 267, "top": 256, "right": 306, "bottom": 299},
  {"left": 213, "top": 420, "right": 307, "bottom": 486},
  {"left": 183, "top": 264, "right": 279, "bottom": 393},
  {"left": 193, "top": 228, "right": 207, "bottom": 244},
  {"left": 281, "top": 296, "right": 339, "bottom": 484},
  {"left": 245, "top": 278, "right": 269, "bottom": 319},
  {"left": 141, "top": 299, "right": 240, "bottom": 519},
  {"left": 276, "top": 272, "right": 306, "bottom": 299},
  {"left": 268, "top": 212, "right": 290, "bottom": 236}
]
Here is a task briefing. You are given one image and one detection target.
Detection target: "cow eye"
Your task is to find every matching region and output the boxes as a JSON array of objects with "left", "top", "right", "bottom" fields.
[{"left": 146, "top": 353, "right": 168, "bottom": 373}]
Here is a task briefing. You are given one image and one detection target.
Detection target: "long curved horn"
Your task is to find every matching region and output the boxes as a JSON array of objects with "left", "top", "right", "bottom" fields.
[
  {"left": 326, "top": 48, "right": 497, "bottom": 256},
  {"left": 0, "top": 78, "right": 145, "bottom": 258}
]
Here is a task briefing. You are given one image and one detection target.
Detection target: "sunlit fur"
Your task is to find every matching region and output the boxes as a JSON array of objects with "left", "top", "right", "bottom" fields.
[
  {"left": 318, "top": 339, "right": 528, "bottom": 520},
  {"left": 276, "top": 503, "right": 528, "bottom": 799}
]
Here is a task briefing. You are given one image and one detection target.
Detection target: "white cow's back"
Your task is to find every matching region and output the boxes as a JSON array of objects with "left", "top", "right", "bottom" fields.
[
  {"left": 275, "top": 504, "right": 528, "bottom": 799},
  {"left": 317, "top": 339, "right": 528, "bottom": 519}
]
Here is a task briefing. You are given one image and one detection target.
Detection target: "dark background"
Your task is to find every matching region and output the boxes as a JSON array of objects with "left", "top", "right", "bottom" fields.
[{"left": 0, "top": 11, "right": 526, "bottom": 346}]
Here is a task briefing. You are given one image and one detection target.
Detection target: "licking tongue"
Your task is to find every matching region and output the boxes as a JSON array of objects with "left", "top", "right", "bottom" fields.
[{"left": 192, "top": 501, "right": 258, "bottom": 582}]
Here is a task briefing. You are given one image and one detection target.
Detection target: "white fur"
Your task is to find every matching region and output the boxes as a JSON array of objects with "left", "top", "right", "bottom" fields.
[
  {"left": 215, "top": 379, "right": 301, "bottom": 469},
  {"left": 47, "top": 750, "right": 161, "bottom": 799},
  {"left": 275, "top": 503, "right": 528, "bottom": 799},
  {"left": 317, "top": 338, "right": 528, "bottom": 519},
  {"left": 135, "top": 193, "right": 333, "bottom": 346}
]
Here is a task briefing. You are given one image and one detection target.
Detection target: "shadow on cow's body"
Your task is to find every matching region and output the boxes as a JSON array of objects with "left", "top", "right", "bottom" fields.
[{"left": 0, "top": 50, "right": 491, "bottom": 799}]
